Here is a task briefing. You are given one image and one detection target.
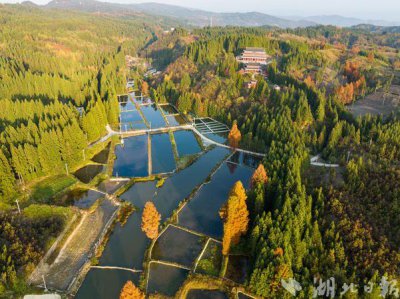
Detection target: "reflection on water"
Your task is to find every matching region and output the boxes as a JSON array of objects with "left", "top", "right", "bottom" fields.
[
  {"left": 75, "top": 268, "right": 140, "bottom": 299},
  {"left": 152, "top": 225, "right": 204, "bottom": 268},
  {"left": 174, "top": 130, "right": 201, "bottom": 157},
  {"left": 187, "top": 290, "right": 229, "bottom": 299},
  {"left": 141, "top": 104, "right": 166, "bottom": 129},
  {"left": 77, "top": 148, "right": 229, "bottom": 297},
  {"left": 147, "top": 263, "right": 189, "bottom": 296},
  {"left": 160, "top": 104, "right": 179, "bottom": 115},
  {"left": 167, "top": 114, "right": 187, "bottom": 126},
  {"left": 74, "top": 164, "right": 104, "bottom": 184},
  {"left": 91, "top": 143, "right": 110, "bottom": 164},
  {"left": 229, "top": 151, "right": 263, "bottom": 169},
  {"left": 151, "top": 133, "right": 175, "bottom": 174},
  {"left": 178, "top": 162, "right": 253, "bottom": 238},
  {"left": 100, "top": 148, "right": 228, "bottom": 268},
  {"left": 112, "top": 136, "right": 148, "bottom": 178}
]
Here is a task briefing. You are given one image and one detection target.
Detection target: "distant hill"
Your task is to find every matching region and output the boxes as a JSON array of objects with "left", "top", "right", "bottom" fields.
[
  {"left": 352, "top": 24, "right": 400, "bottom": 34},
  {"left": 289, "top": 15, "right": 400, "bottom": 27},
  {"left": 45, "top": 0, "right": 316, "bottom": 28},
  {"left": 44, "top": 0, "right": 400, "bottom": 29}
]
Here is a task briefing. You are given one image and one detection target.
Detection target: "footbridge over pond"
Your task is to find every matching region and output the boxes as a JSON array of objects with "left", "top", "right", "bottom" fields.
[{"left": 105, "top": 124, "right": 266, "bottom": 158}]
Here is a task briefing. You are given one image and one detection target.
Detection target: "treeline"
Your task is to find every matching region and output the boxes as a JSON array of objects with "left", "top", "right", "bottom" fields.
[{"left": 0, "top": 6, "right": 157, "bottom": 204}]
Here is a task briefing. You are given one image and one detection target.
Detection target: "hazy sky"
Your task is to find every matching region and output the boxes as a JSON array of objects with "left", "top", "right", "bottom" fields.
[{"left": 2, "top": 0, "right": 400, "bottom": 21}]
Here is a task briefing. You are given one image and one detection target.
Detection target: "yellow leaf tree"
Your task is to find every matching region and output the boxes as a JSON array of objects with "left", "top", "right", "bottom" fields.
[
  {"left": 141, "top": 81, "right": 149, "bottom": 95},
  {"left": 250, "top": 164, "right": 268, "bottom": 188},
  {"left": 141, "top": 201, "right": 160, "bottom": 240},
  {"left": 120, "top": 281, "right": 145, "bottom": 299},
  {"left": 220, "top": 181, "right": 249, "bottom": 255},
  {"left": 228, "top": 122, "right": 241, "bottom": 148}
]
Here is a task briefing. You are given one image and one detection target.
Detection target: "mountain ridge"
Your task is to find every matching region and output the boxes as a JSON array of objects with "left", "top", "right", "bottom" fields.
[{"left": 43, "top": 0, "right": 400, "bottom": 28}]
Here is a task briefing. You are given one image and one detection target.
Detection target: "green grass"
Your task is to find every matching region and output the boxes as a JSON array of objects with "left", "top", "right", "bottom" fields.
[
  {"left": 30, "top": 175, "right": 77, "bottom": 203},
  {"left": 23, "top": 204, "right": 73, "bottom": 220}
]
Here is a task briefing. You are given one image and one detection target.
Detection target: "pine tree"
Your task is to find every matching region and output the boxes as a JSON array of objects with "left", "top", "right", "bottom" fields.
[
  {"left": 0, "top": 149, "right": 17, "bottom": 203},
  {"left": 141, "top": 202, "right": 161, "bottom": 240}
]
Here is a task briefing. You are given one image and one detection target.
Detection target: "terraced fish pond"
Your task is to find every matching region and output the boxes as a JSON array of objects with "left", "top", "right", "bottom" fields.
[
  {"left": 178, "top": 162, "right": 253, "bottom": 238},
  {"left": 140, "top": 104, "right": 166, "bottom": 129},
  {"left": 91, "top": 143, "right": 111, "bottom": 164},
  {"left": 147, "top": 263, "right": 189, "bottom": 296},
  {"left": 75, "top": 268, "right": 140, "bottom": 299},
  {"left": 152, "top": 225, "right": 205, "bottom": 268},
  {"left": 186, "top": 290, "right": 229, "bottom": 299},
  {"left": 112, "top": 135, "right": 148, "bottom": 178},
  {"left": 151, "top": 133, "right": 176, "bottom": 174},
  {"left": 74, "top": 164, "right": 105, "bottom": 184},
  {"left": 174, "top": 130, "right": 202, "bottom": 157},
  {"left": 76, "top": 122, "right": 260, "bottom": 297}
]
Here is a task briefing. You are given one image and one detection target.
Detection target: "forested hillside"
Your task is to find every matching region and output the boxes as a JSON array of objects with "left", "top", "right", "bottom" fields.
[
  {"left": 0, "top": 5, "right": 171, "bottom": 295},
  {"left": 0, "top": 4, "right": 399, "bottom": 297},
  {"left": 0, "top": 5, "right": 163, "bottom": 203},
  {"left": 146, "top": 26, "right": 400, "bottom": 297}
]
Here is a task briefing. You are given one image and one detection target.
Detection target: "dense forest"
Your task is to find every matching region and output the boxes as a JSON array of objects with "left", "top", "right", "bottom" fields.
[
  {"left": 0, "top": 3, "right": 399, "bottom": 297},
  {"left": 0, "top": 5, "right": 173, "bottom": 295},
  {"left": 146, "top": 26, "right": 400, "bottom": 297}
]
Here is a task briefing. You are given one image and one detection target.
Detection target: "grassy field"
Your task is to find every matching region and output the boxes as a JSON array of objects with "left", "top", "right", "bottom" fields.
[
  {"left": 348, "top": 87, "right": 400, "bottom": 118},
  {"left": 29, "top": 175, "right": 77, "bottom": 204}
]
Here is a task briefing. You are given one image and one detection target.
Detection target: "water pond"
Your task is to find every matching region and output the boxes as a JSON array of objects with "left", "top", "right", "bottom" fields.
[
  {"left": 151, "top": 133, "right": 176, "bottom": 174},
  {"left": 131, "top": 93, "right": 152, "bottom": 105},
  {"left": 97, "top": 179, "right": 127, "bottom": 194},
  {"left": 75, "top": 268, "right": 140, "bottom": 299},
  {"left": 78, "top": 148, "right": 230, "bottom": 297},
  {"left": 186, "top": 290, "right": 229, "bottom": 299},
  {"left": 112, "top": 135, "right": 148, "bottom": 178},
  {"left": 152, "top": 225, "right": 205, "bottom": 268},
  {"left": 178, "top": 162, "right": 253, "bottom": 238},
  {"left": 147, "top": 263, "right": 189, "bottom": 296},
  {"left": 140, "top": 104, "right": 166, "bottom": 129},
  {"left": 118, "top": 95, "right": 129, "bottom": 103},
  {"left": 204, "top": 132, "right": 228, "bottom": 145},
  {"left": 119, "top": 101, "right": 136, "bottom": 112},
  {"left": 167, "top": 114, "right": 187, "bottom": 126},
  {"left": 120, "top": 111, "right": 147, "bottom": 130},
  {"left": 160, "top": 104, "right": 179, "bottom": 115},
  {"left": 152, "top": 147, "right": 229, "bottom": 221},
  {"left": 99, "top": 210, "right": 149, "bottom": 268},
  {"left": 119, "top": 181, "right": 157, "bottom": 208},
  {"left": 100, "top": 148, "right": 228, "bottom": 268},
  {"left": 229, "top": 151, "right": 263, "bottom": 169},
  {"left": 91, "top": 143, "right": 110, "bottom": 164},
  {"left": 72, "top": 189, "right": 104, "bottom": 209},
  {"left": 225, "top": 255, "right": 249, "bottom": 284},
  {"left": 174, "top": 130, "right": 202, "bottom": 157},
  {"left": 74, "top": 164, "right": 104, "bottom": 184},
  {"left": 238, "top": 292, "right": 254, "bottom": 299}
]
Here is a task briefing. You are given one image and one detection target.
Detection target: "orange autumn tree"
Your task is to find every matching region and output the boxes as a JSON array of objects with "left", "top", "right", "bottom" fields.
[
  {"left": 141, "top": 81, "right": 149, "bottom": 95},
  {"left": 141, "top": 202, "right": 160, "bottom": 240},
  {"left": 303, "top": 75, "right": 315, "bottom": 88},
  {"left": 120, "top": 281, "right": 145, "bottom": 299},
  {"left": 228, "top": 122, "right": 241, "bottom": 148},
  {"left": 250, "top": 164, "right": 268, "bottom": 188},
  {"left": 220, "top": 181, "right": 249, "bottom": 255}
]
